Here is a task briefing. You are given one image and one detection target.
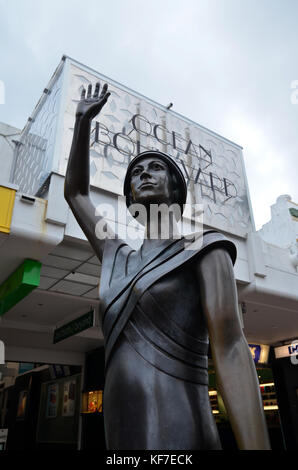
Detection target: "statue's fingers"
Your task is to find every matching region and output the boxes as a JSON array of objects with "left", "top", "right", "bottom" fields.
[
  {"left": 94, "top": 82, "right": 100, "bottom": 98},
  {"left": 99, "top": 83, "right": 108, "bottom": 99},
  {"left": 87, "top": 84, "right": 92, "bottom": 98},
  {"left": 102, "top": 91, "right": 111, "bottom": 104},
  {"left": 80, "top": 87, "right": 86, "bottom": 100}
]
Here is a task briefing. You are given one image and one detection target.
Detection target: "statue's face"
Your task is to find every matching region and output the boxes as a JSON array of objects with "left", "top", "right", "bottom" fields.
[{"left": 129, "top": 157, "right": 173, "bottom": 206}]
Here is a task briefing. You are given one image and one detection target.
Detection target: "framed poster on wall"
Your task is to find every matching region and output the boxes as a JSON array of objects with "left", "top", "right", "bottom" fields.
[
  {"left": 62, "top": 380, "right": 76, "bottom": 417},
  {"left": 46, "top": 383, "right": 59, "bottom": 418}
]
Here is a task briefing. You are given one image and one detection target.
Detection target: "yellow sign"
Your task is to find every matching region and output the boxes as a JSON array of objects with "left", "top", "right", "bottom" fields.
[{"left": 0, "top": 186, "right": 16, "bottom": 234}]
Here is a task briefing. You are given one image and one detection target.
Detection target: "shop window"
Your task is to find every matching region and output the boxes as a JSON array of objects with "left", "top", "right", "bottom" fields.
[
  {"left": 81, "top": 390, "right": 103, "bottom": 414},
  {"left": 208, "top": 364, "right": 280, "bottom": 426}
]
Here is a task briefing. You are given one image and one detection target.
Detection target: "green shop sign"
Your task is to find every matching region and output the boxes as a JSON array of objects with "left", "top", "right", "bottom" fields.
[
  {"left": 53, "top": 310, "right": 95, "bottom": 344},
  {"left": 0, "top": 259, "right": 41, "bottom": 316}
]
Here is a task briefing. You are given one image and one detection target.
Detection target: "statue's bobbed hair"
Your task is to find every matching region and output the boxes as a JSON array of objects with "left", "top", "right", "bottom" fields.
[{"left": 123, "top": 150, "right": 187, "bottom": 220}]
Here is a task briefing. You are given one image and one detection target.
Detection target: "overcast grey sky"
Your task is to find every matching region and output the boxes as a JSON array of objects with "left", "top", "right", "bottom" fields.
[{"left": 0, "top": 0, "right": 297, "bottom": 229}]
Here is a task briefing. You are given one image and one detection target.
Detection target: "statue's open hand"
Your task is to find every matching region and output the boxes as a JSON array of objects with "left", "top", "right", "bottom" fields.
[{"left": 76, "top": 82, "right": 110, "bottom": 120}]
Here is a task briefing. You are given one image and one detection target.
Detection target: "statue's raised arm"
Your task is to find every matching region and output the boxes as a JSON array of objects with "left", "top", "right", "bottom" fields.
[{"left": 64, "top": 82, "right": 113, "bottom": 263}]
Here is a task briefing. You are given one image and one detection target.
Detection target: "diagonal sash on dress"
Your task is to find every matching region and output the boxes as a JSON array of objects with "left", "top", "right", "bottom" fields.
[{"left": 100, "top": 230, "right": 237, "bottom": 366}]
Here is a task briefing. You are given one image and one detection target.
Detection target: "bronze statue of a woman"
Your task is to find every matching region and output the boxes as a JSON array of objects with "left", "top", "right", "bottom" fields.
[{"left": 64, "top": 82, "right": 270, "bottom": 450}]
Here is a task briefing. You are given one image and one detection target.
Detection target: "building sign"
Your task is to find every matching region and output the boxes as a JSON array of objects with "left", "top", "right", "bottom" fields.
[
  {"left": 90, "top": 115, "right": 235, "bottom": 203},
  {"left": 249, "top": 344, "right": 270, "bottom": 365},
  {"left": 53, "top": 309, "right": 94, "bottom": 344},
  {"left": 12, "top": 57, "right": 254, "bottom": 238},
  {"left": 274, "top": 342, "right": 298, "bottom": 359}
]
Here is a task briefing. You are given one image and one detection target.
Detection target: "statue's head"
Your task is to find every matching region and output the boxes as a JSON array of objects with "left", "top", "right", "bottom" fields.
[{"left": 123, "top": 151, "right": 187, "bottom": 221}]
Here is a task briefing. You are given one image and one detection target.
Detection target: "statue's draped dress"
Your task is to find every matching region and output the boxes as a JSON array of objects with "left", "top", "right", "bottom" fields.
[{"left": 99, "top": 231, "right": 236, "bottom": 450}]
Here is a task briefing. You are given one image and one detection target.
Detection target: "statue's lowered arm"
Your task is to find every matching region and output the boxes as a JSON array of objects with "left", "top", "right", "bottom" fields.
[
  {"left": 64, "top": 82, "right": 112, "bottom": 263},
  {"left": 197, "top": 247, "right": 271, "bottom": 450}
]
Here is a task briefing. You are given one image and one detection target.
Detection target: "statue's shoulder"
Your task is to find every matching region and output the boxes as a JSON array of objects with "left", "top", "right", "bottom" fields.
[
  {"left": 102, "top": 237, "right": 133, "bottom": 262},
  {"left": 100, "top": 237, "right": 136, "bottom": 294},
  {"left": 187, "top": 230, "right": 237, "bottom": 266}
]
